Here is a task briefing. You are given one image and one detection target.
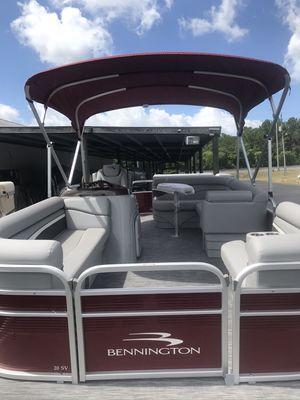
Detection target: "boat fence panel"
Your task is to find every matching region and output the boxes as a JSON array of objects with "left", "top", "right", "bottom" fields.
[
  {"left": 74, "top": 262, "right": 228, "bottom": 382},
  {"left": 0, "top": 265, "right": 78, "bottom": 383},
  {"left": 229, "top": 262, "right": 300, "bottom": 384}
]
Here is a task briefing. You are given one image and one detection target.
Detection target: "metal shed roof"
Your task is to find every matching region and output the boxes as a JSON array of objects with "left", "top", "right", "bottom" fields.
[{"left": 0, "top": 125, "right": 220, "bottom": 161}]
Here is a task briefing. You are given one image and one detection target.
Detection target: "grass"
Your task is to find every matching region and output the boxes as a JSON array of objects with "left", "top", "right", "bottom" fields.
[{"left": 238, "top": 167, "right": 300, "bottom": 185}]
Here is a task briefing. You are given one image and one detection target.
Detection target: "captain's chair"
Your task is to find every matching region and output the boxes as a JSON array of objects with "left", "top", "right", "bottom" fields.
[{"left": 92, "top": 164, "right": 128, "bottom": 187}]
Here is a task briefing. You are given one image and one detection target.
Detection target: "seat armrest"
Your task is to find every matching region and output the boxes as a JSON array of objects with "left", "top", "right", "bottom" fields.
[
  {"left": 205, "top": 190, "right": 253, "bottom": 202},
  {"left": 246, "top": 233, "right": 300, "bottom": 264},
  {"left": 0, "top": 238, "right": 63, "bottom": 269}
]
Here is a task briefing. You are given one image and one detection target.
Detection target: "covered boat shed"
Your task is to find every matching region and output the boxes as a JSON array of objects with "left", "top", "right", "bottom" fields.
[{"left": 0, "top": 124, "right": 220, "bottom": 176}]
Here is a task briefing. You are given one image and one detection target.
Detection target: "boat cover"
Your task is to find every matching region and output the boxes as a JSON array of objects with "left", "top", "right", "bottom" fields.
[{"left": 25, "top": 52, "right": 289, "bottom": 132}]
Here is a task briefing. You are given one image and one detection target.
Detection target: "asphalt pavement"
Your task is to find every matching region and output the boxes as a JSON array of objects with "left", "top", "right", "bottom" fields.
[{"left": 255, "top": 181, "right": 300, "bottom": 204}]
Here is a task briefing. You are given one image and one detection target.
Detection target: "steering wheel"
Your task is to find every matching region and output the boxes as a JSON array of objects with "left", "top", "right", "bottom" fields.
[{"left": 82, "top": 180, "right": 118, "bottom": 190}]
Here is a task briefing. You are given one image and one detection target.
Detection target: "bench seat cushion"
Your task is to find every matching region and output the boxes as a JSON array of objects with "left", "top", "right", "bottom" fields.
[
  {"left": 55, "top": 227, "right": 109, "bottom": 280},
  {"left": 0, "top": 238, "right": 64, "bottom": 290},
  {"left": 0, "top": 238, "right": 63, "bottom": 268}
]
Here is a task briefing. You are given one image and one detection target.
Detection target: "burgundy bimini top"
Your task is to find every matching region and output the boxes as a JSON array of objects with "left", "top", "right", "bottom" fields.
[{"left": 25, "top": 52, "right": 290, "bottom": 133}]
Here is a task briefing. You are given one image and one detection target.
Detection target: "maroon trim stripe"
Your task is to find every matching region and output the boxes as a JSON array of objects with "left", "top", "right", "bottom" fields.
[
  {"left": 0, "top": 295, "right": 67, "bottom": 312},
  {"left": 82, "top": 292, "right": 221, "bottom": 313},
  {"left": 241, "top": 293, "right": 300, "bottom": 311}
]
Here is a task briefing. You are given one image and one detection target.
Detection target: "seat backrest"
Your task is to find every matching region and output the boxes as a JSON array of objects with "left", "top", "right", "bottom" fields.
[
  {"left": 63, "top": 196, "right": 110, "bottom": 230},
  {"left": 0, "top": 197, "right": 65, "bottom": 239},
  {"left": 153, "top": 174, "right": 234, "bottom": 201},
  {"left": 274, "top": 201, "right": 300, "bottom": 233},
  {"left": 97, "top": 164, "right": 128, "bottom": 187}
]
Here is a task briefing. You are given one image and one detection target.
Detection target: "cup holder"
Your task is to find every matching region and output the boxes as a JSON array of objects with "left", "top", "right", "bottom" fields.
[{"left": 246, "top": 231, "right": 280, "bottom": 242}]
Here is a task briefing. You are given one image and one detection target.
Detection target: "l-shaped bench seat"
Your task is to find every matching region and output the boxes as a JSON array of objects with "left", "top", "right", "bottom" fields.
[
  {"left": 153, "top": 174, "right": 269, "bottom": 257},
  {"left": 0, "top": 195, "right": 140, "bottom": 289}
]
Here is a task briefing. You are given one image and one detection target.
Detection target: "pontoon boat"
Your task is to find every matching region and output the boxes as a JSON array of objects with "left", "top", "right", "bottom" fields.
[{"left": 0, "top": 53, "right": 298, "bottom": 387}]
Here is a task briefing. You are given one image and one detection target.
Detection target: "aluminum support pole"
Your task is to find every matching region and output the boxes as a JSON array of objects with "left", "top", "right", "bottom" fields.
[
  {"left": 28, "top": 100, "right": 69, "bottom": 186},
  {"left": 240, "top": 137, "right": 253, "bottom": 182},
  {"left": 252, "top": 75, "right": 290, "bottom": 184},
  {"left": 267, "top": 138, "right": 273, "bottom": 196},
  {"left": 275, "top": 122, "right": 280, "bottom": 170},
  {"left": 81, "top": 134, "right": 90, "bottom": 183},
  {"left": 236, "top": 136, "right": 241, "bottom": 180},
  {"left": 47, "top": 142, "right": 52, "bottom": 198},
  {"left": 281, "top": 125, "right": 287, "bottom": 176},
  {"left": 68, "top": 140, "right": 81, "bottom": 185}
]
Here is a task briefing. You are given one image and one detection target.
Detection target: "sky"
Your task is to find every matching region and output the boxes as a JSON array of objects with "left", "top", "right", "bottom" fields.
[{"left": 0, "top": 0, "right": 300, "bottom": 134}]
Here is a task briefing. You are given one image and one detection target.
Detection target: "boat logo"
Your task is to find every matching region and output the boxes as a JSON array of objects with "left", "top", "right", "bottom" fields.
[
  {"left": 123, "top": 332, "right": 184, "bottom": 347},
  {"left": 107, "top": 332, "right": 201, "bottom": 357}
]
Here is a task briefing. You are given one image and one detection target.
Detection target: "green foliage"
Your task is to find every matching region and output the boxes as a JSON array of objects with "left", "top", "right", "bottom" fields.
[{"left": 205, "top": 117, "right": 300, "bottom": 170}]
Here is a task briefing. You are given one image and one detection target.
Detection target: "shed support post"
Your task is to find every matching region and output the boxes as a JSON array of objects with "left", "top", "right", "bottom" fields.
[
  {"left": 212, "top": 135, "right": 219, "bottom": 175},
  {"left": 198, "top": 149, "right": 203, "bottom": 173}
]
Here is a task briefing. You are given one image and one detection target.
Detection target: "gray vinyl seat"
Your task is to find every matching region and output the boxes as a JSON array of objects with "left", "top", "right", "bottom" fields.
[
  {"left": 273, "top": 201, "right": 300, "bottom": 233},
  {"left": 152, "top": 174, "right": 233, "bottom": 229},
  {"left": 0, "top": 193, "right": 141, "bottom": 289},
  {"left": 55, "top": 227, "right": 108, "bottom": 281},
  {"left": 221, "top": 232, "right": 300, "bottom": 288},
  {"left": 92, "top": 164, "right": 128, "bottom": 187},
  {"left": 0, "top": 196, "right": 111, "bottom": 288},
  {"left": 153, "top": 173, "right": 268, "bottom": 256}
]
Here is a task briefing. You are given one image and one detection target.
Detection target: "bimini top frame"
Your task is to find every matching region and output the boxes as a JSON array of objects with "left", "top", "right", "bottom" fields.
[{"left": 24, "top": 52, "right": 290, "bottom": 193}]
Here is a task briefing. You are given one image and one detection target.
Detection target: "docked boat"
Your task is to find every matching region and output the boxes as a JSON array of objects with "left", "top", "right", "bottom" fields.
[{"left": 0, "top": 52, "right": 298, "bottom": 388}]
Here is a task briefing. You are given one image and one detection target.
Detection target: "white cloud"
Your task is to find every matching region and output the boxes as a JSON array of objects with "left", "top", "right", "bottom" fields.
[
  {"left": 11, "top": 0, "right": 112, "bottom": 66},
  {"left": 30, "top": 104, "right": 261, "bottom": 135},
  {"left": 28, "top": 104, "right": 69, "bottom": 126},
  {"left": 86, "top": 106, "right": 261, "bottom": 135},
  {"left": 244, "top": 118, "right": 261, "bottom": 129},
  {"left": 0, "top": 104, "right": 21, "bottom": 122},
  {"left": 51, "top": 0, "right": 171, "bottom": 35},
  {"left": 179, "top": 0, "right": 248, "bottom": 42},
  {"left": 276, "top": 0, "right": 300, "bottom": 82}
]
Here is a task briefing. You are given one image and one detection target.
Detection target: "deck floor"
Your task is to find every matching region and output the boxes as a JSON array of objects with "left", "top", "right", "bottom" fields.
[{"left": 2, "top": 216, "right": 300, "bottom": 399}]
